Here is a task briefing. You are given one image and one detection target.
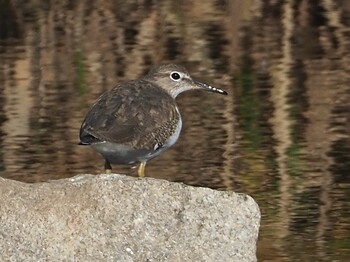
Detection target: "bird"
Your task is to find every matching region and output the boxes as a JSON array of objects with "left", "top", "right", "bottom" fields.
[{"left": 79, "top": 64, "right": 227, "bottom": 177}]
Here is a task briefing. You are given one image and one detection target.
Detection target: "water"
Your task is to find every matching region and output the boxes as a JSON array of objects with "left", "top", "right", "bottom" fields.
[{"left": 1, "top": 0, "right": 350, "bottom": 261}]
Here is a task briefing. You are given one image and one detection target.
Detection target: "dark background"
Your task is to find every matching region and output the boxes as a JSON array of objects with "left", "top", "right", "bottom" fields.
[{"left": 1, "top": 0, "right": 349, "bottom": 260}]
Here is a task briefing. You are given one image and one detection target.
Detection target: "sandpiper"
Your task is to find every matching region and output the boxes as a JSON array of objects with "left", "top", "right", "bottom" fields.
[{"left": 79, "top": 64, "right": 227, "bottom": 177}]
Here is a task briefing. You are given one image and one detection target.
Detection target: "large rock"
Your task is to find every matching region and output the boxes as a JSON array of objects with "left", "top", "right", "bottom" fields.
[{"left": 0, "top": 174, "right": 260, "bottom": 261}]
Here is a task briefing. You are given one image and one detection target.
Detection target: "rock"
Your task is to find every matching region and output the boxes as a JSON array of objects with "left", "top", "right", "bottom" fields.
[{"left": 0, "top": 174, "right": 260, "bottom": 261}]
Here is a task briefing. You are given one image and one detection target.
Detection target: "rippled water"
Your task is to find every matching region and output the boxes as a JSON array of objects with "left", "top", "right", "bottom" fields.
[{"left": 1, "top": 1, "right": 350, "bottom": 261}]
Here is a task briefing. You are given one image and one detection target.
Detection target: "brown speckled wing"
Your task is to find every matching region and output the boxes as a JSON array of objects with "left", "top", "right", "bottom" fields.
[{"left": 79, "top": 80, "right": 179, "bottom": 150}]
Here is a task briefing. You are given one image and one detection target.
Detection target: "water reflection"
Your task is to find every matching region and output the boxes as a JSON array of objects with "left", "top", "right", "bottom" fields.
[{"left": 1, "top": 0, "right": 350, "bottom": 261}]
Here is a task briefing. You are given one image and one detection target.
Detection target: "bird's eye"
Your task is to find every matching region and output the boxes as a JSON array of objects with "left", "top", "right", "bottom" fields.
[{"left": 170, "top": 72, "right": 181, "bottom": 81}]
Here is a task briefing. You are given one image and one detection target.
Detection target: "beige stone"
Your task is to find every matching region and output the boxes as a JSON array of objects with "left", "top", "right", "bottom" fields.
[{"left": 0, "top": 174, "right": 260, "bottom": 261}]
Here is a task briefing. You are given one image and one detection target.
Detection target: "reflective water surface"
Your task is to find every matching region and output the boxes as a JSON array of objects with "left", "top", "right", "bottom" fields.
[{"left": 1, "top": 0, "right": 350, "bottom": 261}]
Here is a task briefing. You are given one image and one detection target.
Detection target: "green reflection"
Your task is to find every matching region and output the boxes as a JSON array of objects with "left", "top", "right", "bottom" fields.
[
  {"left": 74, "top": 51, "right": 86, "bottom": 95},
  {"left": 235, "top": 56, "right": 263, "bottom": 151}
]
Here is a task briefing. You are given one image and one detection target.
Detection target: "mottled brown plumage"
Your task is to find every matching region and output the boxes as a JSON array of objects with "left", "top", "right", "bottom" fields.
[
  {"left": 80, "top": 80, "right": 179, "bottom": 150},
  {"left": 79, "top": 64, "right": 227, "bottom": 177}
]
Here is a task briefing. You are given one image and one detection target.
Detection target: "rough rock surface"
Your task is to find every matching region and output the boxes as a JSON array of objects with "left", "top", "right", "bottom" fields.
[{"left": 0, "top": 174, "right": 260, "bottom": 261}]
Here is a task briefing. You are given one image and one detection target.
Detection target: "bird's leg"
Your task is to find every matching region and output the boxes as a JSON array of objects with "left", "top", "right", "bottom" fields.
[
  {"left": 137, "top": 162, "right": 147, "bottom": 177},
  {"left": 105, "top": 160, "right": 112, "bottom": 174}
]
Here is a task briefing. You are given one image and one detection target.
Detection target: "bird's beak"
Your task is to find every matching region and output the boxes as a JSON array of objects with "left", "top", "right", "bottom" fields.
[{"left": 195, "top": 81, "right": 228, "bottom": 95}]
